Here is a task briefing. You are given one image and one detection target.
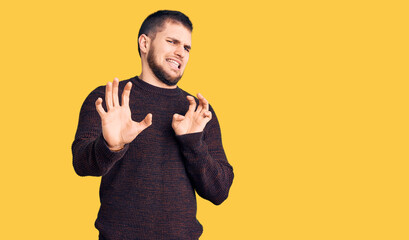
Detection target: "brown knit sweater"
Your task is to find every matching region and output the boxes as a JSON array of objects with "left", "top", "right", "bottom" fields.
[{"left": 72, "top": 76, "right": 234, "bottom": 240}]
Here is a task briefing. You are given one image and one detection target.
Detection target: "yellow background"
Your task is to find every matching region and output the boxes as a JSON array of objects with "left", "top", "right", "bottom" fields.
[{"left": 1, "top": 0, "right": 408, "bottom": 239}]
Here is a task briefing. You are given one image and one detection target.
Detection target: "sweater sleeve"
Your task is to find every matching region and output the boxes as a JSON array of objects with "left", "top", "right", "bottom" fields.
[
  {"left": 72, "top": 87, "right": 129, "bottom": 177},
  {"left": 176, "top": 105, "right": 234, "bottom": 205}
]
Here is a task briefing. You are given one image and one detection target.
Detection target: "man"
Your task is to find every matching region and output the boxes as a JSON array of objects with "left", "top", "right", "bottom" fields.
[{"left": 72, "top": 10, "right": 234, "bottom": 240}]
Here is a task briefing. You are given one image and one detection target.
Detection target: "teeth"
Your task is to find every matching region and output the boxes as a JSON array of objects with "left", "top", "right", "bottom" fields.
[{"left": 167, "top": 59, "right": 180, "bottom": 68}]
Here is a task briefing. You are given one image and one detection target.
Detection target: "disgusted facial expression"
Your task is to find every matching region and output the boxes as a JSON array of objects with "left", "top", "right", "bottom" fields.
[{"left": 146, "top": 21, "right": 192, "bottom": 86}]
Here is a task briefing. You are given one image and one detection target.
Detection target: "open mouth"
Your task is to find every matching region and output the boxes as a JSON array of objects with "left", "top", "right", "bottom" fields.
[{"left": 166, "top": 59, "right": 181, "bottom": 69}]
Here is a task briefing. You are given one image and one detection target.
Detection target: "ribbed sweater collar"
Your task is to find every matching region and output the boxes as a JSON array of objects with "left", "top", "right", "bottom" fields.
[{"left": 131, "top": 76, "right": 182, "bottom": 97}]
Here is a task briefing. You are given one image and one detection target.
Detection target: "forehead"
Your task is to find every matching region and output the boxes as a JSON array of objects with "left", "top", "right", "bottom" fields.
[{"left": 155, "top": 21, "right": 192, "bottom": 44}]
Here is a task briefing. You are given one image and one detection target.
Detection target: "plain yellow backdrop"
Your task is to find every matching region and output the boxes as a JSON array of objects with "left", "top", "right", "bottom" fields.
[{"left": 1, "top": 0, "right": 408, "bottom": 239}]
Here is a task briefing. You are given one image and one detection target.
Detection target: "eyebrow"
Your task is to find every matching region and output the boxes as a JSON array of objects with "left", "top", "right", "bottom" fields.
[{"left": 168, "top": 37, "right": 191, "bottom": 51}]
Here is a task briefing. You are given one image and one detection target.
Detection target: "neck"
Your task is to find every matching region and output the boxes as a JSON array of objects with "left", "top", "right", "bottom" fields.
[{"left": 139, "top": 67, "right": 178, "bottom": 89}]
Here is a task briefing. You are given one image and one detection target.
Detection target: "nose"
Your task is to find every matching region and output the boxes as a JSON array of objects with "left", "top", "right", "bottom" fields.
[{"left": 174, "top": 45, "right": 185, "bottom": 58}]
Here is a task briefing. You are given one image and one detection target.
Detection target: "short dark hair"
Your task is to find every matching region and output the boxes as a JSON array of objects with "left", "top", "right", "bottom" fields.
[{"left": 137, "top": 10, "right": 193, "bottom": 56}]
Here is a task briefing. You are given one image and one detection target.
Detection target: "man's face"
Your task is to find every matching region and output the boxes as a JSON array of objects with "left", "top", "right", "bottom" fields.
[{"left": 146, "top": 21, "right": 192, "bottom": 86}]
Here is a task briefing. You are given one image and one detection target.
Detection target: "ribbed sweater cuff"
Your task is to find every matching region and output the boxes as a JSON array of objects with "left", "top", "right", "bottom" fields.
[
  {"left": 176, "top": 132, "right": 205, "bottom": 153},
  {"left": 95, "top": 134, "right": 129, "bottom": 163}
]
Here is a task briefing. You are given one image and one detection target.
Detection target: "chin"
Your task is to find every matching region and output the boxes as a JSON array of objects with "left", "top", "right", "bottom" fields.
[
  {"left": 163, "top": 76, "right": 182, "bottom": 86},
  {"left": 155, "top": 71, "right": 182, "bottom": 86}
]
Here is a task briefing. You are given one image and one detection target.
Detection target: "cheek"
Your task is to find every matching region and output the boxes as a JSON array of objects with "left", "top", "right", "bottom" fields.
[
  {"left": 161, "top": 44, "right": 173, "bottom": 54},
  {"left": 183, "top": 55, "right": 190, "bottom": 66}
]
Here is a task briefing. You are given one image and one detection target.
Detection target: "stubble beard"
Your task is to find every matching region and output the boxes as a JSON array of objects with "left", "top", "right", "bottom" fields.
[{"left": 147, "top": 46, "right": 183, "bottom": 86}]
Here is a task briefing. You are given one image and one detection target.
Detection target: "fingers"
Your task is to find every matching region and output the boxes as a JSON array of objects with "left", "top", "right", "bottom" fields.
[
  {"left": 107, "top": 78, "right": 131, "bottom": 109},
  {"left": 204, "top": 110, "right": 212, "bottom": 120},
  {"left": 95, "top": 97, "right": 106, "bottom": 117},
  {"left": 105, "top": 81, "right": 113, "bottom": 110},
  {"left": 186, "top": 95, "right": 197, "bottom": 113},
  {"left": 112, "top": 78, "right": 119, "bottom": 107},
  {"left": 121, "top": 81, "right": 132, "bottom": 106},
  {"left": 186, "top": 94, "right": 211, "bottom": 120},
  {"left": 197, "top": 93, "right": 209, "bottom": 111},
  {"left": 196, "top": 93, "right": 211, "bottom": 121}
]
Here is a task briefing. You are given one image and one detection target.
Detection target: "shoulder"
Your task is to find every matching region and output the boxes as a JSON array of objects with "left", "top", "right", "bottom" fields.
[{"left": 178, "top": 88, "right": 192, "bottom": 98}]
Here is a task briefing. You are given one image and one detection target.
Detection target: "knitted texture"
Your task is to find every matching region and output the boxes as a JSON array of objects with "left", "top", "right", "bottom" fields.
[{"left": 72, "top": 76, "right": 234, "bottom": 240}]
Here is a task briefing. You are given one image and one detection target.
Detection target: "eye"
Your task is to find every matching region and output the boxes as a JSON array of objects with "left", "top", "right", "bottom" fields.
[
  {"left": 184, "top": 47, "right": 190, "bottom": 52},
  {"left": 167, "top": 40, "right": 174, "bottom": 44}
]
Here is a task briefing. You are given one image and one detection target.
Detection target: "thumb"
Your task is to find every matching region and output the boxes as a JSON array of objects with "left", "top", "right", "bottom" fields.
[
  {"left": 173, "top": 113, "right": 185, "bottom": 122},
  {"left": 137, "top": 113, "right": 153, "bottom": 130}
]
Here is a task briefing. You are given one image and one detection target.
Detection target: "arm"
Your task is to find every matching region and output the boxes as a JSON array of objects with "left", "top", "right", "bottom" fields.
[
  {"left": 72, "top": 78, "right": 152, "bottom": 176},
  {"left": 71, "top": 88, "right": 128, "bottom": 177},
  {"left": 173, "top": 94, "right": 234, "bottom": 205}
]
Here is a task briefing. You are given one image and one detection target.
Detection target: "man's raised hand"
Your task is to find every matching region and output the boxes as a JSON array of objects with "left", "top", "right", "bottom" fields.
[
  {"left": 95, "top": 78, "right": 152, "bottom": 151},
  {"left": 172, "top": 93, "right": 212, "bottom": 136}
]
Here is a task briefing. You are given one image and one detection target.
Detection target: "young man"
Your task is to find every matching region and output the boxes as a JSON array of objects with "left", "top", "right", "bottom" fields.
[{"left": 72, "top": 10, "right": 234, "bottom": 240}]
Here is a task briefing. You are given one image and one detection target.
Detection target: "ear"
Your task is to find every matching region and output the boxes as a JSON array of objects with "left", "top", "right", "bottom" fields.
[{"left": 138, "top": 34, "right": 150, "bottom": 55}]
